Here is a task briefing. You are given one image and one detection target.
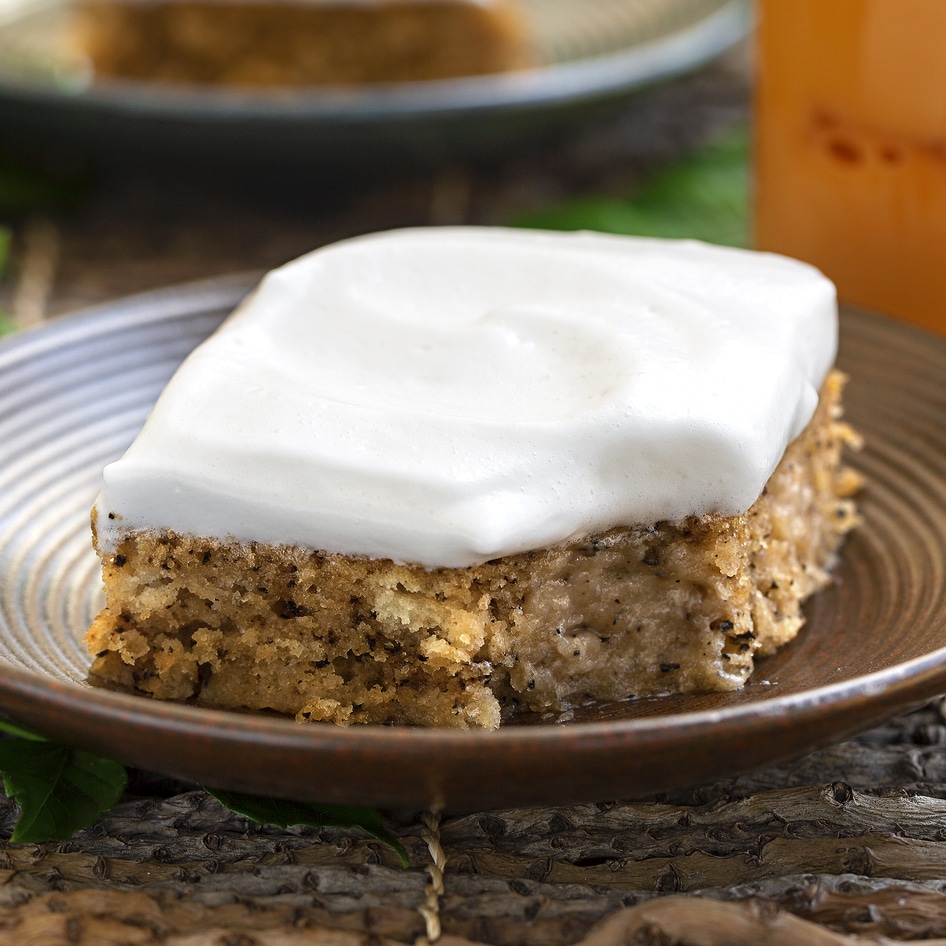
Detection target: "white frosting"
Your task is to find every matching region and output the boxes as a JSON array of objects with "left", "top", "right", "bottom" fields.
[{"left": 96, "top": 227, "right": 837, "bottom": 568}]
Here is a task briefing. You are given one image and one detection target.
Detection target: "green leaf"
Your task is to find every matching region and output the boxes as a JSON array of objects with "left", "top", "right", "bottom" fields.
[
  {"left": 0, "top": 226, "right": 11, "bottom": 337},
  {"left": 0, "top": 739, "right": 127, "bottom": 843},
  {"left": 515, "top": 124, "right": 749, "bottom": 247},
  {"left": 206, "top": 787, "right": 410, "bottom": 867},
  {"left": 0, "top": 721, "right": 408, "bottom": 861},
  {"left": 0, "top": 719, "right": 46, "bottom": 741},
  {"left": 0, "top": 157, "right": 81, "bottom": 215}
]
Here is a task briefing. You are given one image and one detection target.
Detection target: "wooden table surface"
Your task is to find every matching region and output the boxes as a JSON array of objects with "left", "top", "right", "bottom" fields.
[
  {"left": 1, "top": 706, "right": 945, "bottom": 945},
  {"left": 3, "top": 47, "right": 946, "bottom": 946}
]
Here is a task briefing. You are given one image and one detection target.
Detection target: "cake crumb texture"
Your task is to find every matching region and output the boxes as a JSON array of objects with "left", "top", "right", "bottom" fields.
[{"left": 86, "top": 372, "right": 860, "bottom": 729}]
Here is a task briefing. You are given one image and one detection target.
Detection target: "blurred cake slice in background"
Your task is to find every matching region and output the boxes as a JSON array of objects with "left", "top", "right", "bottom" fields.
[{"left": 72, "top": 0, "right": 535, "bottom": 87}]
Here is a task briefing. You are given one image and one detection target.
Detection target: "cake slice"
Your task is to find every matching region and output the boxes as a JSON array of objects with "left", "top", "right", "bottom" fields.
[
  {"left": 86, "top": 228, "right": 860, "bottom": 729},
  {"left": 73, "top": 0, "right": 534, "bottom": 87}
]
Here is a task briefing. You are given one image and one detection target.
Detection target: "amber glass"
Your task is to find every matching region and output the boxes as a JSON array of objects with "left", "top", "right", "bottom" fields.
[{"left": 755, "top": 0, "right": 946, "bottom": 336}]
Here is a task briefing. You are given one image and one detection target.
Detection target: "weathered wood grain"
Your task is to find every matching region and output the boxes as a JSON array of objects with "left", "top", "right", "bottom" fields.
[{"left": 0, "top": 706, "right": 944, "bottom": 944}]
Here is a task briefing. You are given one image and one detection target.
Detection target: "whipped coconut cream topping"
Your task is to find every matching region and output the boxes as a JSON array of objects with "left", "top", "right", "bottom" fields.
[{"left": 96, "top": 228, "right": 837, "bottom": 568}]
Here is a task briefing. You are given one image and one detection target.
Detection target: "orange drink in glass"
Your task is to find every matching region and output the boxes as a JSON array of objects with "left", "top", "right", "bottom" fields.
[{"left": 755, "top": 0, "right": 946, "bottom": 336}]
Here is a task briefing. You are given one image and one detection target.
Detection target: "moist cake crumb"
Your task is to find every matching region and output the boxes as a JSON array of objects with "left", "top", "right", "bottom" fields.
[{"left": 86, "top": 371, "right": 860, "bottom": 729}]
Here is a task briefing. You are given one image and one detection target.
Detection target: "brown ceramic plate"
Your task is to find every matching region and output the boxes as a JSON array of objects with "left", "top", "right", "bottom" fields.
[{"left": 1, "top": 278, "right": 945, "bottom": 811}]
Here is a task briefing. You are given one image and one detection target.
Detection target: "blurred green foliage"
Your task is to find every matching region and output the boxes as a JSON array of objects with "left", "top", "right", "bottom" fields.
[
  {"left": 0, "top": 226, "right": 12, "bottom": 336},
  {"left": 0, "top": 152, "right": 82, "bottom": 335},
  {"left": 516, "top": 124, "right": 749, "bottom": 248},
  {"left": 0, "top": 154, "right": 80, "bottom": 215}
]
